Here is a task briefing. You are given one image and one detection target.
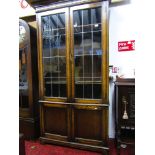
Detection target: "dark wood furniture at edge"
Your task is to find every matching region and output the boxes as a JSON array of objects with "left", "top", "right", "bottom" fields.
[
  {"left": 115, "top": 78, "right": 135, "bottom": 154},
  {"left": 19, "top": 17, "right": 39, "bottom": 139},
  {"left": 19, "top": 133, "right": 26, "bottom": 155},
  {"left": 26, "top": 0, "right": 110, "bottom": 154}
]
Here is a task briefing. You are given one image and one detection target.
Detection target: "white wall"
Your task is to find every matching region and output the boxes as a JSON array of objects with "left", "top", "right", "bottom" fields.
[
  {"left": 109, "top": 1, "right": 136, "bottom": 138},
  {"left": 19, "top": 0, "right": 35, "bottom": 17}
]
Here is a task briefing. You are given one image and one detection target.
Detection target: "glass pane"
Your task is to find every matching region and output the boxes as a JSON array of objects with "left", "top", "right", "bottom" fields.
[
  {"left": 83, "top": 32, "right": 92, "bottom": 55},
  {"left": 74, "top": 33, "right": 83, "bottom": 56},
  {"left": 42, "top": 13, "right": 67, "bottom": 98},
  {"left": 19, "top": 47, "right": 29, "bottom": 108},
  {"left": 83, "top": 9, "right": 91, "bottom": 32},
  {"left": 58, "top": 13, "right": 65, "bottom": 35},
  {"left": 73, "top": 10, "right": 82, "bottom": 33},
  {"left": 75, "top": 56, "right": 83, "bottom": 83},
  {"left": 92, "top": 7, "right": 101, "bottom": 31},
  {"left": 73, "top": 7, "right": 102, "bottom": 99},
  {"left": 93, "top": 31, "right": 101, "bottom": 55}
]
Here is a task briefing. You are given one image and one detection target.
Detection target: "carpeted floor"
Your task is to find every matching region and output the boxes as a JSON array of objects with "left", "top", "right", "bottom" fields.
[{"left": 25, "top": 140, "right": 134, "bottom": 155}]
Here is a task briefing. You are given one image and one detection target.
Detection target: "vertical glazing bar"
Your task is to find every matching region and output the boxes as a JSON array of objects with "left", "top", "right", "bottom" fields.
[
  {"left": 82, "top": 10, "right": 84, "bottom": 99},
  {"left": 70, "top": 8, "right": 74, "bottom": 100},
  {"left": 48, "top": 15, "right": 53, "bottom": 97},
  {"left": 90, "top": 9, "right": 93, "bottom": 99},
  {"left": 91, "top": 9, "right": 94, "bottom": 99},
  {"left": 57, "top": 14, "right": 60, "bottom": 97}
]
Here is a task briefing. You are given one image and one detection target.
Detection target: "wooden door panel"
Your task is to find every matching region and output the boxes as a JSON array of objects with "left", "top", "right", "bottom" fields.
[
  {"left": 40, "top": 102, "right": 71, "bottom": 140},
  {"left": 71, "top": 104, "right": 108, "bottom": 146},
  {"left": 44, "top": 107, "right": 67, "bottom": 135},
  {"left": 74, "top": 109, "right": 102, "bottom": 140}
]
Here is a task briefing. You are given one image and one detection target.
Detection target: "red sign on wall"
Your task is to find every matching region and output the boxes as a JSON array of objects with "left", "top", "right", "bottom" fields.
[
  {"left": 19, "top": 0, "right": 31, "bottom": 9},
  {"left": 118, "top": 40, "right": 135, "bottom": 52}
]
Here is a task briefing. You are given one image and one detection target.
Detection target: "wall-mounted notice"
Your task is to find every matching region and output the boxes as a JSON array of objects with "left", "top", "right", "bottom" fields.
[{"left": 118, "top": 40, "right": 135, "bottom": 52}]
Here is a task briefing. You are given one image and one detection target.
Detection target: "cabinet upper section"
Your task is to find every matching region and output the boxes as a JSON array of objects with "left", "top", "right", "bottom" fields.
[{"left": 37, "top": 1, "right": 109, "bottom": 104}]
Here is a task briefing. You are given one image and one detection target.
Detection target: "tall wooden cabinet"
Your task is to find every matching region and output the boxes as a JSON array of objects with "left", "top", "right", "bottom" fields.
[
  {"left": 27, "top": 0, "right": 109, "bottom": 153},
  {"left": 19, "top": 19, "right": 39, "bottom": 139}
]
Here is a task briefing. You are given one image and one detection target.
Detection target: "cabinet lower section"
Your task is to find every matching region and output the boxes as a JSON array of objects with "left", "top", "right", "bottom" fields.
[{"left": 39, "top": 101, "right": 109, "bottom": 154}]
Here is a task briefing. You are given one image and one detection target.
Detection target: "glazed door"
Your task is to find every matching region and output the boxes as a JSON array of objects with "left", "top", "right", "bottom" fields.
[
  {"left": 69, "top": 1, "right": 109, "bottom": 146},
  {"left": 70, "top": 2, "right": 109, "bottom": 104},
  {"left": 37, "top": 8, "right": 71, "bottom": 102}
]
